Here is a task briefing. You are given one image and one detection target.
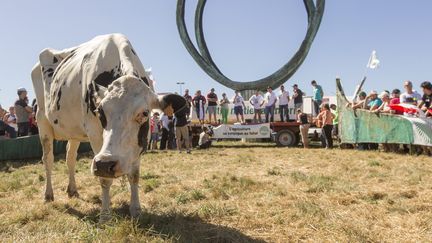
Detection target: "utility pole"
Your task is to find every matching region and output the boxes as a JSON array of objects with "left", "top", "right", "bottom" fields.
[{"left": 176, "top": 82, "right": 185, "bottom": 94}]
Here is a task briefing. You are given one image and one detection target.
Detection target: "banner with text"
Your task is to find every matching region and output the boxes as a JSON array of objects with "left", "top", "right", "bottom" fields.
[{"left": 212, "top": 123, "right": 271, "bottom": 139}]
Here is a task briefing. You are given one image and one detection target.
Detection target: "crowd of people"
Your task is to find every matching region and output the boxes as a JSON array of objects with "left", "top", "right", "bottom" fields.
[
  {"left": 181, "top": 82, "right": 311, "bottom": 124},
  {"left": 148, "top": 80, "right": 334, "bottom": 151},
  {"left": 345, "top": 80, "right": 432, "bottom": 152},
  {"left": 3, "top": 79, "right": 430, "bottom": 153},
  {"left": 0, "top": 88, "right": 38, "bottom": 139}
]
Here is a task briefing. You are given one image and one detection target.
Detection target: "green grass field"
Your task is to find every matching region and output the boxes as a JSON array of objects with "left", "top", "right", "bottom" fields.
[{"left": 1, "top": 142, "right": 431, "bottom": 242}]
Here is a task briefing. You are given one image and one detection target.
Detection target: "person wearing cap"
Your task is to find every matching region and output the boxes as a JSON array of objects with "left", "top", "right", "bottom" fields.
[
  {"left": 311, "top": 80, "right": 324, "bottom": 116},
  {"left": 206, "top": 88, "right": 218, "bottom": 124},
  {"left": 418, "top": 81, "right": 432, "bottom": 116},
  {"left": 372, "top": 91, "right": 391, "bottom": 113},
  {"left": 400, "top": 81, "right": 421, "bottom": 105},
  {"left": 292, "top": 84, "right": 304, "bottom": 111},
  {"left": 264, "top": 86, "right": 277, "bottom": 122},
  {"left": 14, "top": 87, "right": 33, "bottom": 137},
  {"left": 219, "top": 93, "right": 230, "bottom": 124},
  {"left": 363, "top": 90, "right": 382, "bottom": 111},
  {"left": 232, "top": 90, "right": 246, "bottom": 123},
  {"left": 278, "top": 85, "right": 290, "bottom": 122},
  {"left": 249, "top": 90, "right": 264, "bottom": 123}
]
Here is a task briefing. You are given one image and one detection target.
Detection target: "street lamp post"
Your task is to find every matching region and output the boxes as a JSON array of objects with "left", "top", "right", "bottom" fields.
[{"left": 176, "top": 82, "right": 185, "bottom": 94}]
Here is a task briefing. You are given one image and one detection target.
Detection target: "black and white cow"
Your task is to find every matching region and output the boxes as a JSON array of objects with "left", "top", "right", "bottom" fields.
[{"left": 31, "top": 34, "right": 186, "bottom": 220}]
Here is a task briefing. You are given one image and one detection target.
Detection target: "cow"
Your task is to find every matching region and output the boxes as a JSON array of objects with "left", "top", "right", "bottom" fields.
[{"left": 31, "top": 34, "right": 186, "bottom": 221}]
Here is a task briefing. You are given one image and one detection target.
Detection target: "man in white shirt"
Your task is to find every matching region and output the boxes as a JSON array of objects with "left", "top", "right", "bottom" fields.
[
  {"left": 264, "top": 86, "right": 278, "bottom": 122},
  {"left": 400, "top": 80, "right": 422, "bottom": 105},
  {"left": 278, "top": 85, "right": 290, "bottom": 122},
  {"left": 249, "top": 90, "right": 265, "bottom": 123},
  {"left": 159, "top": 113, "right": 170, "bottom": 150},
  {"left": 232, "top": 90, "right": 246, "bottom": 123}
]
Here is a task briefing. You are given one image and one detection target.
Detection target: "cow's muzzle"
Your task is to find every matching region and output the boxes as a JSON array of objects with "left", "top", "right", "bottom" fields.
[{"left": 93, "top": 160, "right": 120, "bottom": 178}]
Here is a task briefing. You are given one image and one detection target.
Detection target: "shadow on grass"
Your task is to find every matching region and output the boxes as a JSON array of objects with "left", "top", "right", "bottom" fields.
[
  {"left": 0, "top": 152, "right": 93, "bottom": 173},
  {"left": 0, "top": 159, "right": 41, "bottom": 172},
  {"left": 64, "top": 203, "right": 266, "bottom": 243}
]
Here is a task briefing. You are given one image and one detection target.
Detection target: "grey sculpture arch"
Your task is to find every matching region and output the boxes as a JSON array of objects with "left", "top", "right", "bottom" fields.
[{"left": 176, "top": 0, "right": 325, "bottom": 91}]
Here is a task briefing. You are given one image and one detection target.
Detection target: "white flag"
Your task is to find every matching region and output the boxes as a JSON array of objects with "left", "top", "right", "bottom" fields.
[
  {"left": 145, "top": 67, "right": 156, "bottom": 87},
  {"left": 366, "top": 50, "right": 380, "bottom": 69}
]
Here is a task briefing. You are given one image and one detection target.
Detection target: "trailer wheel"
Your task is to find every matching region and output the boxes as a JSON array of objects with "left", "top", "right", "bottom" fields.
[{"left": 275, "top": 129, "right": 297, "bottom": 147}]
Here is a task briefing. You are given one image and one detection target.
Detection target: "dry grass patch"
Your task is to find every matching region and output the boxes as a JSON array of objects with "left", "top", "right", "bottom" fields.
[{"left": 0, "top": 141, "right": 432, "bottom": 241}]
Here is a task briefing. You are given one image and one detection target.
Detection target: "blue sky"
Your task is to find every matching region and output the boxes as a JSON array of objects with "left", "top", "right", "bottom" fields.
[{"left": 0, "top": 0, "right": 431, "bottom": 107}]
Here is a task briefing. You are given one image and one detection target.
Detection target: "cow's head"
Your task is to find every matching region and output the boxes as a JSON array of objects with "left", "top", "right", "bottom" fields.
[{"left": 91, "top": 75, "right": 186, "bottom": 178}]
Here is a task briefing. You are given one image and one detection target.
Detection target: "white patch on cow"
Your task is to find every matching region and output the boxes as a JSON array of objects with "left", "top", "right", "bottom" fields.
[{"left": 32, "top": 34, "right": 185, "bottom": 221}]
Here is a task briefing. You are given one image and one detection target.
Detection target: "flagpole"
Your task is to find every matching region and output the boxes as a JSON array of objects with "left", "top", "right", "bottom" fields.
[{"left": 352, "top": 50, "right": 379, "bottom": 102}]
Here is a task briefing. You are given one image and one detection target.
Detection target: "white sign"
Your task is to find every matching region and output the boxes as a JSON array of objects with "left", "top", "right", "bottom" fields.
[{"left": 212, "top": 123, "right": 271, "bottom": 139}]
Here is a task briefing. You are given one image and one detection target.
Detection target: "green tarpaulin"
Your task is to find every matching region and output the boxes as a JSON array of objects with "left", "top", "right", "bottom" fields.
[
  {"left": 336, "top": 79, "right": 432, "bottom": 146},
  {"left": 0, "top": 135, "right": 92, "bottom": 161}
]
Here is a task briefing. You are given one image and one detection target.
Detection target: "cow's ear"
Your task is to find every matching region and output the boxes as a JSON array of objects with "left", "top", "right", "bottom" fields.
[
  {"left": 39, "top": 49, "right": 62, "bottom": 80},
  {"left": 39, "top": 48, "right": 61, "bottom": 67}
]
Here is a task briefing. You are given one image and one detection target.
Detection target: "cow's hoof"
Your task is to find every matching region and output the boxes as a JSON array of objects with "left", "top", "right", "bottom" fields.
[
  {"left": 44, "top": 194, "right": 54, "bottom": 202},
  {"left": 99, "top": 213, "right": 111, "bottom": 224},
  {"left": 67, "top": 186, "right": 80, "bottom": 198}
]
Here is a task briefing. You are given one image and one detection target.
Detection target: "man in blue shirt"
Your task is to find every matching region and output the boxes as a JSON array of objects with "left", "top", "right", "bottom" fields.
[
  {"left": 363, "top": 90, "right": 383, "bottom": 111},
  {"left": 311, "top": 80, "right": 324, "bottom": 116}
]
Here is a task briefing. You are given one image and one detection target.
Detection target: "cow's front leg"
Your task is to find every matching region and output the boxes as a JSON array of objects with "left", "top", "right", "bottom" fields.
[
  {"left": 42, "top": 135, "right": 55, "bottom": 202},
  {"left": 99, "top": 177, "right": 113, "bottom": 222},
  {"left": 66, "top": 140, "right": 80, "bottom": 198},
  {"left": 128, "top": 163, "right": 141, "bottom": 218}
]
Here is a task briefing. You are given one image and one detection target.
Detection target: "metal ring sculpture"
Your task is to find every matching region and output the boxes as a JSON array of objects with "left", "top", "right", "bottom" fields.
[{"left": 176, "top": 0, "right": 325, "bottom": 91}]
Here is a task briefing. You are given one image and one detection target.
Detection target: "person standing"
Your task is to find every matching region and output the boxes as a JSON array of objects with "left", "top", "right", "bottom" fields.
[
  {"left": 315, "top": 103, "right": 335, "bottom": 149},
  {"left": 183, "top": 89, "right": 192, "bottom": 119},
  {"left": 249, "top": 90, "right": 264, "bottom": 123},
  {"left": 292, "top": 84, "right": 304, "bottom": 111},
  {"left": 330, "top": 104, "right": 339, "bottom": 139},
  {"left": 174, "top": 105, "right": 191, "bottom": 153},
  {"left": 264, "top": 86, "right": 277, "bottom": 123},
  {"left": 400, "top": 80, "right": 421, "bottom": 105},
  {"left": 232, "top": 90, "right": 246, "bottom": 123},
  {"left": 278, "top": 85, "right": 290, "bottom": 122},
  {"left": 159, "top": 113, "right": 170, "bottom": 150},
  {"left": 311, "top": 80, "right": 324, "bottom": 117},
  {"left": 14, "top": 87, "right": 33, "bottom": 137},
  {"left": 206, "top": 88, "right": 218, "bottom": 124},
  {"left": 219, "top": 93, "right": 230, "bottom": 124},
  {"left": 192, "top": 90, "right": 206, "bottom": 123},
  {"left": 150, "top": 112, "right": 160, "bottom": 150},
  {"left": 297, "top": 109, "right": 309, "bottom": 148}
]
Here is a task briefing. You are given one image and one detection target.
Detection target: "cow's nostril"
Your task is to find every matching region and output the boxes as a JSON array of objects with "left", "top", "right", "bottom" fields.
[{"left": 93, "top": 160, "right": 118, "bottom": 178}]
